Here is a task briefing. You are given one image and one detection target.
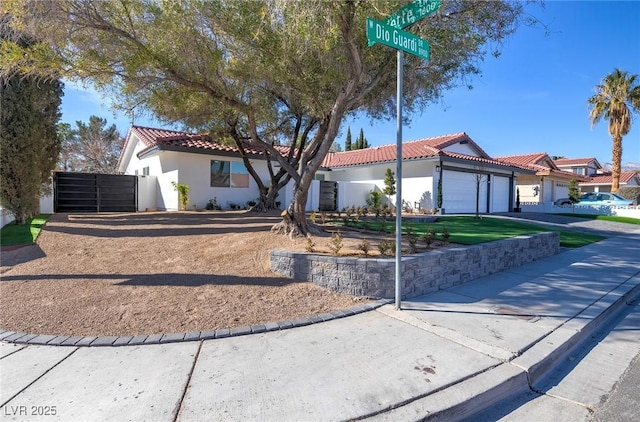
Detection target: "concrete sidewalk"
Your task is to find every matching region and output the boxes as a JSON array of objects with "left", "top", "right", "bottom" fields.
[{"left": 1, "top": 231, "right": 639, "bottom": 422}]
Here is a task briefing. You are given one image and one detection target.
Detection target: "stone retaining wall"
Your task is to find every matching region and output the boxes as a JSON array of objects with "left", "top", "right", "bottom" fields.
[{"left": 271, "top": 232, "right": 560, "bottom": 299}]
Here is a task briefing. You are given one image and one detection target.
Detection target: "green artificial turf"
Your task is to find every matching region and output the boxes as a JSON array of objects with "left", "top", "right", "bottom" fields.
[
  {"left": 0, "top": 214, "right": 51, "bottom": 247},
  {"left": 556, "top": 213, "right": 640, "bottom": 225},
  {"left": 335, "top": 216, "right": 604, "bottom": 248}
]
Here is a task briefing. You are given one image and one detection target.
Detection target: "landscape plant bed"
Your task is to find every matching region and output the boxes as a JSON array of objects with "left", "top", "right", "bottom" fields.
[
  {"left": 272, "top": 232, "right": 561, "bottom": 299},
  {"left": 326, "top": 215, "right": 604, "bottom": 250}
]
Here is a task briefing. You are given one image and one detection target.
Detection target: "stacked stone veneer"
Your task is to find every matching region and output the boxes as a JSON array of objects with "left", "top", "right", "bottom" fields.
[{"left": 271, "top": 232, "right": 559, "bottom": 299}]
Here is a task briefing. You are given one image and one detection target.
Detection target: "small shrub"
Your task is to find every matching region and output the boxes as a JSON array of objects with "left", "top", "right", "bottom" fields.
[
  {"left": 441, "top": 226, "right": 450, "bottom": 244},
  {"left": 247, "top": 200, "right": 257, "bottom": 207},
  {"left": 205, "top": 197, "right": 222, "bottom": 210},
  {"left": 310, "top": 210, "right": 317, "bottom": 223},
  {"left": 171, "top": 181, "right": 190, "bottom": 211},
  {"left": 388, "top": 240, "right": 396, "bottom": 256},
  {"left": 619, "top": 186, "right": 640, "bottom": 204},
  {"left": 423, "top": 228, "right": 436, "bottom": 248},
  {"left": 378, "top": 239, "right": 390, "bottom": 255},
  {"left": 345, "top": 206, "right": 354, "bottom": 219},
  {"left": 406, "top": 227, "right": 418, "bottom": 253},
  {"left": 320, "top": 211, "right": 327, "bottom": 224},
  {"left": 328, "top": 232, "right": 343, "bottom": 255},
  {"left": 367, "top": 190, "right": 383, "bottom": 209},
  {"left": 305, "top": 237, "right": 316, "bottom": 253},
  {"left": 378, "top": 239, "right": 396, "bottom": 256},
  {"left": 357, "top": 239, "right": 371, "bottom": 257}
]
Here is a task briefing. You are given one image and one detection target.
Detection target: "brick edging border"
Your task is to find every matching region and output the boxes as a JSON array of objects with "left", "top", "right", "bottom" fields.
[{"left": 0, "top": 299, "right": 391, "bottom": 348}]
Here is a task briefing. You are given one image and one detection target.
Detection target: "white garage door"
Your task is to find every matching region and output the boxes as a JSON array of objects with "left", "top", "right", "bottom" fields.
[
  {"left": 491, "top": 176, "right": 510, "bottom": 212},
  {"left": 442, "top": 170, "right": 487, "bottom": 213}
]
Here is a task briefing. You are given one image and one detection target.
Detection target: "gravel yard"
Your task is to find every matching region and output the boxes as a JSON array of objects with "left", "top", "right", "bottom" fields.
[{"left": 0, "top": 211, "right": 373, "bottom": 337}]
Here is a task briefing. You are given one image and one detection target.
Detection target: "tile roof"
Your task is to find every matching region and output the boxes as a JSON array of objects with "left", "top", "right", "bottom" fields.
[
  {"left": 122, "top": 126, "right": 534, "bottom": 174},
  {"left": 553, "top": 157, "right": 601, "bottom": 168},
  {"left": 129, "top": 125, "right": 288, "bottom": 158},
  {"left": 321, "top": 132, "right": 494, "bottom": 168},
  {"left": 495, "top": 153, "right": 589, "bottom": 181},
  {"left": 583, "top": 171, "right": 639, "bottom": 185},
  {"left": 494, "top": 153, "right": 549, "bottom": 169}
]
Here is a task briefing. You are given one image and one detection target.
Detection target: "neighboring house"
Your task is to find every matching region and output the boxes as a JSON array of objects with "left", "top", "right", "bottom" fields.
[
  {"left": 579, "top": 171, "right": 640, "bottom": 193},
  {"left": 552, "top": 157, "right": 639, "bottom": 193},
  {"left": 552, "top": 157, "right": 603, "bottom": 177},
  {"left": 319, "top": 133, "right": 533, "bottom": 214},
  {"left": 118, "top": 127, "right": 533, "bottom": 213},
  {"left": 495, "top": 153, "right": 589, "bottom": 203}
]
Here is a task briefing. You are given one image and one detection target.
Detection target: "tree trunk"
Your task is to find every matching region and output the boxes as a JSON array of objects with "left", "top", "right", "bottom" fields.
[
  {"left": 271, "top": 180, "right": 319, "bottom": 237},
  {"left": 611, "top": 135, "right": 622, "bottom": 193}
]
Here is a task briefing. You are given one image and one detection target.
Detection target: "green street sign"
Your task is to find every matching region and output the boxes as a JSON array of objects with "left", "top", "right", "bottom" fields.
[
  {"left": 386, "top": 0, "right": 441, "bottom": 30},
  {"left": 367, "top": 18, "right": 430, "bottom": 60}
]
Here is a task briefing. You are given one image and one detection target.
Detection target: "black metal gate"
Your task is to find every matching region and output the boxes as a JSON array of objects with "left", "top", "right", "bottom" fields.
[
  {"left": 318, "top": 181, "right": 337, "bottom": 211},
  {"left": 54, "top": 172, "right": 137, "bottom": 213}
]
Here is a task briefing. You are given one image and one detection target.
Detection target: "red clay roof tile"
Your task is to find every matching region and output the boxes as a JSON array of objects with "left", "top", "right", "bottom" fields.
[
  {"left": 321, "top": 132, "right": 494, "bottom": 168},
  {"left": 585, "top": 171, "right": 638, "bottom": 184},
  {"left": 130, "top": 126, "right": 288, "bottom": 158}
]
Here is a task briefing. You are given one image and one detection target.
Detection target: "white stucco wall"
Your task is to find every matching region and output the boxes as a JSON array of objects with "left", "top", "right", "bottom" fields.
[
  {"left": 336, "top": 182, "right": 377, "bottom": 210},
  {"left": 0, "top": 207, "right": 15, "bottom": 228},
  {"left": 122, "top": 135, "right": 274, "bottom": 211},
  {"left": 322, "top": 161, "right": 438, "bottom": 211},
  {"left": 137, "top": 175, "right": 158, "bottom": 211},
  {"left": 39, "top": 193, "right": 54, "bottom": 214},
  {"left": 441, "top": 142, "right": 477, "bottom": 156},
  {"left": 171, "top": 152, "right": 271, "bottom": 210}
]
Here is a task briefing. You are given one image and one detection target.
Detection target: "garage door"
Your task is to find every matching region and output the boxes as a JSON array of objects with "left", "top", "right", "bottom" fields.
[
  {"left": 54, "top": 172, "right": 137, "bottom": 213},
  {"left": 442, "top": 170, "right": 487, "bottom": 213},
  {"left": 491, "top": 176, "right": 510, "bottom": 212}
]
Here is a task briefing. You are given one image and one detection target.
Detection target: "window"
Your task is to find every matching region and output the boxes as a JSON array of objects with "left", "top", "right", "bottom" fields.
[
  {"left": 142, "top": 167, "right": 150, "bottom": 176},
  {"left": 210, "top": 160, "right": 249, "bottom": 188},
  {"left": 573, "top": 167, "right": 585, "bottom": 175}
]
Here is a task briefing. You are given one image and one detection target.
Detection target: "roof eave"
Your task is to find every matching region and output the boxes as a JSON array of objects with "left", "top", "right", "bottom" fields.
[{"left": 137, "top": 144, "right": 268, "bottom": 161}]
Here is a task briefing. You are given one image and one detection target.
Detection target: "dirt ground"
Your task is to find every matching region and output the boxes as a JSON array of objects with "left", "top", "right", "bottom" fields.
[{"left": 0, "top": 211, "right": 403, "bottom": 337}]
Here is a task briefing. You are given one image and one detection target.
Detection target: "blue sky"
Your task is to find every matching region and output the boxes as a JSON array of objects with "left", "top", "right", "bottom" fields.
[{"left": 61, "top": 0, "right": 640, "bottom": 166}]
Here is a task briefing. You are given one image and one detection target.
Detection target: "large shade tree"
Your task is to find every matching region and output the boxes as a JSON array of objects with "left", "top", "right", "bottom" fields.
[
  {"left": 3, "top": 0, "right": 530, "bottom": 235},
  {"left": 58, "top": 115, "right": 125, "bottom": 173},
  {"left": 588, "top": 69, "right": 640, "bottom": 193},
  {"left": 0, "top": 14, "right": 63, "bottom": 224}
]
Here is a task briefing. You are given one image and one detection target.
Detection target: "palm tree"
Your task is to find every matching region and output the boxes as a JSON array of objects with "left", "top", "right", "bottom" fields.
[{"left": 587, "top": 69, "right": 640, "bottom": 192}]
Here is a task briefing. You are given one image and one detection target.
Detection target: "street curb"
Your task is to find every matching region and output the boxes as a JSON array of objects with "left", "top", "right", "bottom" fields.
[
  {"left": 364, "top": 273, "right": 640, "bottom": 421},
  {"left": 0, "top": 299, "right": 391, "bottom": 348}
]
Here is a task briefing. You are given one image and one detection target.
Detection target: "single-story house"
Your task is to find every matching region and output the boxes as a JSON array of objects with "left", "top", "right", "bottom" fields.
[
  {"left": 117, "top": 126, "right": 534, "bottom": 213},
  {"left": 319, "top": 133, "right": 532, "bottom": 213},
  {"left": 494, "top": 153, "right": 589, "bottom": 203},
  {"left": 117, "top": 126, "right": 281, "bottom": 211}
]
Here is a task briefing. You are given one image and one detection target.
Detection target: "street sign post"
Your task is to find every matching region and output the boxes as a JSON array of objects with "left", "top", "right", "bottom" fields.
[
  {"left": 366, "top": 0, "right": 441, "bottom": 311},
  {"left": 367, "top": 18, "right": 430, "bottom": 61},
  {"left": 386, "top": 0, "right": 441, "bottom": 29}
]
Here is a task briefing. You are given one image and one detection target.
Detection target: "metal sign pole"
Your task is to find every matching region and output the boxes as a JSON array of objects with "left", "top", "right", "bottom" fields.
[{"left": 395, "top": 50, "right": 403, "bottom": 310}]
